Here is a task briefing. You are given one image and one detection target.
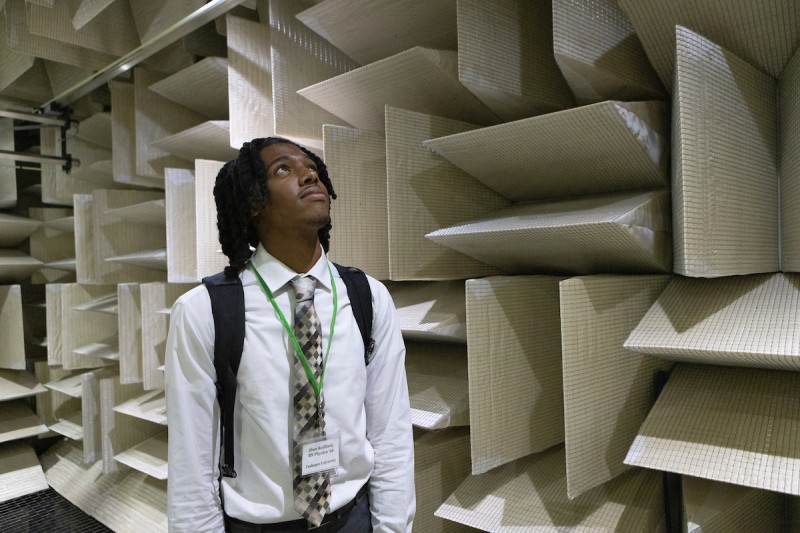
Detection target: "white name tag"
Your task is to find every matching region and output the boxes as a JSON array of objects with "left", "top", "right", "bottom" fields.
[{"left": 301, "top": 433, "right": 340, "bottom": 476}]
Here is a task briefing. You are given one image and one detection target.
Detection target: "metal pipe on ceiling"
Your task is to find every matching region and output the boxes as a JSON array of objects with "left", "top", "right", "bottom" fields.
[{"left": 40, "top": 0, "right": 248, "bottom": 110}]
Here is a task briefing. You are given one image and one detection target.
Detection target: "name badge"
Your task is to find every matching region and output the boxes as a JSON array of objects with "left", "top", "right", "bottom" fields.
[{"left": 301, "top": 433, "right": 340, "bottom": 476}]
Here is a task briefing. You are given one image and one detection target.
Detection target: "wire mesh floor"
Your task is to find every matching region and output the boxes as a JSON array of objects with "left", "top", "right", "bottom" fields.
[{"left": 0, "top": 488, "right": 112, "bottom": 532}]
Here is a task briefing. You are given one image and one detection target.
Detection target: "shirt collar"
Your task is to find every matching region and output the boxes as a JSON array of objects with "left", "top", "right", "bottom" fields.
[{"left": 246, "top": 243, "right": 332, "bottom": 294}]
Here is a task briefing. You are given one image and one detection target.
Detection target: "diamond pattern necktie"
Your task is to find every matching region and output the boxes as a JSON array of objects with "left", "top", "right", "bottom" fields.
[{"left": 291, "top": 275, "right": 330, "bottom": 527}]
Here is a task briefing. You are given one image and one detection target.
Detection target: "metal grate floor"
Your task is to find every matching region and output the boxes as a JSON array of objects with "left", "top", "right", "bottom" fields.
[{"left": 0, "top": 488, "right": 112, "bottom": 533}]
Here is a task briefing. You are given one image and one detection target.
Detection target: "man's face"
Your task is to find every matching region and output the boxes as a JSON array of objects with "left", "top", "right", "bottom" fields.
[{"left": 252, "top": 142, "right": 331, "bottom": 237}]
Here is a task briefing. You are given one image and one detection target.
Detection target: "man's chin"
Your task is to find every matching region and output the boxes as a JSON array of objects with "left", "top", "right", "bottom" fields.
[{"left": 314, "top": 215, "right": 332, "bottom": 230}]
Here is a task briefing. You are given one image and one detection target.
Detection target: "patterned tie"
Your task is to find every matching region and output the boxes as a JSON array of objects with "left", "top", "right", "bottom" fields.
[{"left": 291, "top": 275, "right": 330, "bottom": 527}]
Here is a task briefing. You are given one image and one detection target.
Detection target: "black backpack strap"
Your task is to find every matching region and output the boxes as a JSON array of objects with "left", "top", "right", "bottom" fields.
[
  {"left": 334, "top": 263, "right": 375, "bottom": 364},
  {"left": 202, "top": 271, "right": 245, "bottom": 479}
]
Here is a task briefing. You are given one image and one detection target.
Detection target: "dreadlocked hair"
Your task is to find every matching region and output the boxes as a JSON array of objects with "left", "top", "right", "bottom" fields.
[{"left": 213, "top": 137, "right": 337, "bottom": 277}]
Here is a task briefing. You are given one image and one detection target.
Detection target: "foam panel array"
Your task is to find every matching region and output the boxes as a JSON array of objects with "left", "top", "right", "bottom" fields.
[{"left": 1, "top": 0, "right": 798, "bottom": 530}]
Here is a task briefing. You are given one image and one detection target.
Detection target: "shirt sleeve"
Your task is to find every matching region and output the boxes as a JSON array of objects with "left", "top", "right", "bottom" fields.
[
  {"left": 165, "top": 288, "right": 225, "bottom": 533},
  {"left": 364, "top": 279, "right": 416, "bottom": 532}
]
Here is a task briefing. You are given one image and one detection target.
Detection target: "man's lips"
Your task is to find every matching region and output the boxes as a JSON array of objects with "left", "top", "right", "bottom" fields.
[{"left": 300, "top": 187, "right": 327, "bottom": 200}]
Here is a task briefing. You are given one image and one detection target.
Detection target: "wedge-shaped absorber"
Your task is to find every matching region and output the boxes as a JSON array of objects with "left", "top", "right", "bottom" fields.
[
  {"left": 781, "top": 46, "right": 800, "bottom": 272},
  {"left": 29, "top": 207, "right": 76, "bottom": 285},
  {"left": 424, "top": 100, "right": 669, "bottom": 202},
  {"left": 0, "top": 442, "right": 49, "bottom": 503},
  {"left": 82, "top": 370, "right": 105, "bottom": 464},
  {"left": 43, "top": 435, "right": 169, "bottom": 530},
  {"left": 90, "top": 368, "right": 163, "bottom": 475},
  {"left": 561, "top": 275, "right": 672, "bottom": 499},
  {"left": 75, "top": 112, "right": 112, "bottom": 150},
  {"left": 626, "top": 274, "right": 800, "bottom": 371},
  {"left": 128, "top": 0, "right": 203, "bottom": 43},
  {"left": 0, "top": 19, "right": 35, "bottom": 93},
  {"left": 0, "top": 214, "right": 41, "bottom": 248},
  {"left": 0, "top": 118, "right": 15, "bottom": 209},
  {"left": 105, "top": 199, "right": 166, "bottom": 226},
  {"left": 0, "top": 57, "right": 52, "bottom": 106},
  {"left": 405, "top": 341, "right": 468, "bottom": 430},
  {"left": 297, "top": 0, "right": 456, "bottom": 65},
  {"left": 457, "top": 0, "right": 574, "bottom": 121},
  {"left": 76, "top": 189, "right": 167, "bottom": 284},
  {"left": 0, "top": 369, "right": 47, "bottom": 401},
  {"left": 90, "top": 468, "right": 168, "bottom": 532},
  {"left": 226, "top": 14, "right": 274, "bottom": 149},
  {"left": 148, "top": 57, "right": 229, "bottom": 119},
  {"left": 141, "top": 282, "right": 194, "bottom": 391},
  {"left": 0, "top": 251, "right": 42, "bottom": 284},
  {"left": 0, "top": 400, "right": 48, "bottom": 444},
  {"left": 42, "top": 215, "right": 75, "bottom": 233},
  {"left": 134, "top": 68, "right": 205, "bottom": 179},
  {"left": 114, "top": 389, "right": 167, "bottom": 426},
  {"left": 553, "top": 0, "right": 666, "bottom": 104},
  {"left": 24, "top": 0, "right": 140, "bottom": 56},
  {"left": 45, "top": 283, "right": 118, "bottom": 369},
  {"left": 34, "top": 362, "right": 81, "bottom": 438},
  {"left": 298, "top": 47, "right": 501, "bottom": 133},
  {"left": 194, "top": 159, "right": 228, "bottom": 279},
  {"left": 152, "top": 121, "right": 238, "bottom": 163},
  {"left": 0, "top": 285, "right": 25, "bottom": 371},
  {"left": 41, "top": 439, "right": 129, "bottom": 518},
  {"left": 72, "top": 334, "right": 119, "bottom": 363},
  {"left": 118, "top": 283, "right": 143, "bottom": 385},
  {"left": 386, "top": 106, "right": 507, "bottom": 281},
  {"left": 467, "top": 276, "right": 564, "bottom": 474},
  {"left": 387, "top": 280, "right": 466, "bottom": 344},
  {"left": 427, "top": 190, "right": 671, "bottom": 275},
  {"left": 414, "top": 427, "right": 471, "bottom": 533},
  {"left": 673, "top": 26, "right": 779, "bottom": 277},
  {"left": 625, "top": 364, "right": 800, "bottom": 495},
  {"left": 323, "top": 125, "right": 388, "bottom": 280},
  {"left": 44, "top": 372, "right": 86, "bottom": 399},
  {"left": 43, "top": 60, "right": 94, "bottom": 100},
  {"left": 100, "top": 219, "right": 163, "bottom": 274},
  {"left": 3, "top": 0, "right": 115, "bottom": 70},
  {"left": 618, "top": 0, "right": 800, "bottom": 91},
  {"left": 436, "top": 446, "right": 665, "bottom": 531},
  {"left": 48, "top": 413, "right": 84, "bottom": 442},
  {"left": 270, "top": 0, "right": 357, "bottom": 148},
  {"left": 71, "top": 0, "right": 117, "bottom": 30},
  {"left": 164, "top": 168, "right": 198, "bottom": 283},
  {"left": 22, "top": 289, "right": 47, "bottom": 360},
  {"left": 109, "top": 81, "right": 164, "bottom": 189},
  {"left": 113, "top": 430, "right": 168, "bottom": 480},
  {"left": 684, "top": 477, "right": 788, "bottom": 532}
]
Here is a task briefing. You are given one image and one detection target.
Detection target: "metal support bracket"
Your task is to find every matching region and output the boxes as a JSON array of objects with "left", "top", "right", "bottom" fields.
[{"left": 0, "top": 106, "right": 74, "bottom": 173}]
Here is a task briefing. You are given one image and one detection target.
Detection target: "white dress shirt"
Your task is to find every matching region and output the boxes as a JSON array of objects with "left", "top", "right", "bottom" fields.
[{"left": 165, "top": 245, "right": 415, "bottom": 532}]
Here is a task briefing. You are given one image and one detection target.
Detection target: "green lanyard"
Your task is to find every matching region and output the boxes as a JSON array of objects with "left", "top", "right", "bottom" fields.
[{"left": 248, "top": 260, "right": 337, "bottom": 401}]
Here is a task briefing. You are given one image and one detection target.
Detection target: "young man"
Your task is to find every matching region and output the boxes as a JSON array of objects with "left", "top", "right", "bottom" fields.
[{"left": 165, "top": 137, "right": 415, "bottom": 532}]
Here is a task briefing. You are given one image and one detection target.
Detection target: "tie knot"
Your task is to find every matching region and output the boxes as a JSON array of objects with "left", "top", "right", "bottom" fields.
[{"left": 291, "top": 275, "right": 316, "bottom": 303}]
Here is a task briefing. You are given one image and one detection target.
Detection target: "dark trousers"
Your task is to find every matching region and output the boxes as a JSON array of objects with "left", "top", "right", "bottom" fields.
[{"left": 225, "top": 491, "right": 372, "bottom": 533}]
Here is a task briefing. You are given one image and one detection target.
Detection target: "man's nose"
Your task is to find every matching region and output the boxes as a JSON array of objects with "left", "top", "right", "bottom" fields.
[{"left": 301, "top": 168, "right": 318, "bottom": 183}]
